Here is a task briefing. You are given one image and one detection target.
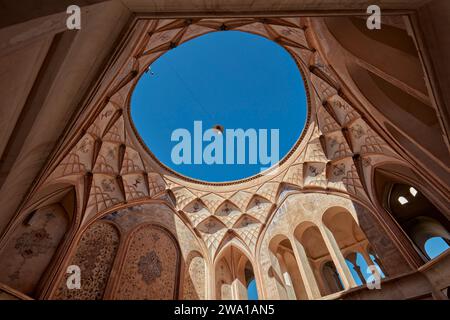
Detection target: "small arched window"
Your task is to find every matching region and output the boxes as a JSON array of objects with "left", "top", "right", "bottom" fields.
[{"left": 424, "top": 237, "right": 450, "bottom": 259}]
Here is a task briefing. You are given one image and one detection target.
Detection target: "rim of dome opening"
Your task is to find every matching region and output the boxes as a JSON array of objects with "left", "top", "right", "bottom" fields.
[{"left": 129, "top": 30, "right": 312, "bottom": 185}]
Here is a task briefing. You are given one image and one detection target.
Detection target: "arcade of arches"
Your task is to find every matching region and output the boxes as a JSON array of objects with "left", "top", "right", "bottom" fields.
[{"left": 0, "top": 1, "right": 449, "bottom": 300}]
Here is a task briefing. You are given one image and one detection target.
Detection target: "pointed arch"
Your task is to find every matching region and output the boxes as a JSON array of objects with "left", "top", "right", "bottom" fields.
[
  {"left": 0, "top": 184, "right": 76, "bottom": 297},
  {"left": 214, "top": 242, "right": 258, "bottom": 300},
  {"left": 268, "top": 234, "right": 308, "bottom": 300}
]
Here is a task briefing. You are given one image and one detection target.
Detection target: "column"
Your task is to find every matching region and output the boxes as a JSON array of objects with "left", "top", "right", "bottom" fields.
[
  {"left": 268, "top": 251, "right": 289, "bottom": 299},
  {"left": 368, "top": 251, "right": 387, "bottom": 276},
  {"left": 346, "top": 252, "right": 366, "bottom": 285},
  {"left": 234, "top": 262, "right": 249, "bottom": 300},
  {"left": 277, "top": 251, "right": 297, "bottom": 300},
  {"left": 361, "top": 250, "right": 376, "bottom": 270},
  {"left": 290, "top": 236, "right": 322, "bottom": 299},
  {"left": 208, "top": 260, "right": 216, "bottom": 300},
  {"left": 318, "top": 224, "right": 357, "bottom": 289},
  {"left": 232, "top": 278, "right": 247, "bottom": 300}
]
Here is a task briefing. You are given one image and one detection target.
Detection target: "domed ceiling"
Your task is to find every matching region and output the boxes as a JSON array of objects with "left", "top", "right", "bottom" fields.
[{"left": 130, "top": 30, "right": 308, "bottom": 182}]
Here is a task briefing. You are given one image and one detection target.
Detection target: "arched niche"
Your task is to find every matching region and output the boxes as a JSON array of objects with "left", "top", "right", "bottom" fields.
[
  {"left": 293, "top": 222, "right": 337, "bottom": 296},
  {"left": 322, "top": 207, "right": 368, "bottom": 250},
  {"left": 321, "top": 260, "right": 344, "bottom": 293},
  {"left": 182, "top": 251, "right": 206, "bottom": 300},
  {"left": 401, "top": 215, "right": 449, "bottom": 260},
  {"left": 268, "top": 235, "right": 307, "bottom": 300},
  {"left": 374, "top": 165, "right": 450, "bottom": 261},
  {"left": 52, "top": 221, "right": 120, "bottom": 300},
  {"left": 322, "top": 207, "right": 386, "bottom": 287},
  {"left": 0, "top": 187, "right": 75, "bottom": 297},
  {"left": 215, "top": 253, "right": 233, "bottom": 300},
  {"left": 113, "top": 224, "right": 181, "bottom": 300},
  {"left": 214, "top": 244, "right": 258, "bottom": 300}
]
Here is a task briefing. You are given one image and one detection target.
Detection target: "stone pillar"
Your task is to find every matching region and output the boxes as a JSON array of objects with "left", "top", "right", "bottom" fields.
[
  {"left": 361, "top": 250, "right": 376, "bottom": 269},
  {"left": 354, "top": 265, "right": 367, "bottom": 285},
  {"left": 268, "top": 251, "right": 289, "bottom": 299},
  {"left": 312, "top": 262, "right": 328, "bottom": 295},
  {"left": 208, "top": 261, "right": 217, "bottom": 300},
  {"left": 318, "top": 224, "right": 357, "bottom": 289},
  {"left": 277, "top": 251, "right": 297, "bottom": 300},
  {"left": 346, "top": 252, "right": 366, "bottom": 285},
  {"left": 365, "top": 250, "right": 388, "bottom": 277},
  {"left": 232, "top": 278, "right": 247, "bottom": 300},
  {"left": 291, "top": 236, "right": 322, "bottom": 299}
]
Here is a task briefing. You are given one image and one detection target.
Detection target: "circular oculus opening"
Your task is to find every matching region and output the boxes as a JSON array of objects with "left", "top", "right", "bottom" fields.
[{"left": 131, "top": 31, "right": 308, "bottom": 183}]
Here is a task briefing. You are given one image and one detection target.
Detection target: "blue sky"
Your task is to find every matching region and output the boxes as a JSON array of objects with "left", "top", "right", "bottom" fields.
[
  {"left": 424, "top": 237, "right": 449, "bottom": 259},
  {"left": 247, "top": 279, "right": 258, "bottom": 300},
  {"left": 131, "top": 30, "right": 307, "bottom": 182}
]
